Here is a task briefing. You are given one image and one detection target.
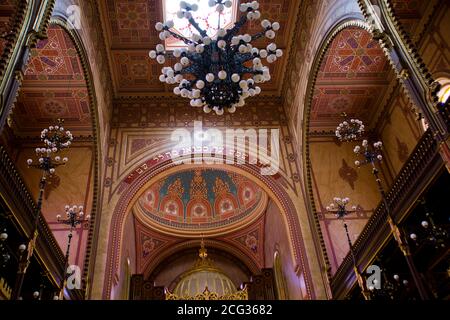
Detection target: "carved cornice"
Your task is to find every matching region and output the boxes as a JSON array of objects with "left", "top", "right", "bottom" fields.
[
  {"left": 0, "top": 0, "right": 29, "bottom": 82},
  {"left": 357, "top": 0, "right": 444, "bottom": 132},
  {"left": 26, "top": 0, "right": 57, "bottom": 48},
  {"left": 380, "top": 0, "right": 436, "bottom": 86},
  {"left": 331, "top": 129, "right": 443, "bottom": 298},
  {"left": 302, "top": 19, "right": 372, "bottom": 289}
]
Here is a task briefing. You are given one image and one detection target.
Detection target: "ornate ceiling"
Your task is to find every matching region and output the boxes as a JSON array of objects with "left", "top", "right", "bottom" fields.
[
  {"left": 97, "top": 0, "right": 298, "bottom": 98},
  {"left": 390, "top": 0, "right": 433, "bottom": 35},
  {"left": 0, "top": 0, "right": 18, "bottom": 55},
  {"left": 134, "top": 168, "right": 267, "bottom": 237},
  {"left": 12, "top": 25, "right": 92, "bottom": 138},
  {"left": 310, "top": 27, "right": 392, "bottom": 133},
  {"left": 135, "top": 207, "right": 266, "bottom": 275}
]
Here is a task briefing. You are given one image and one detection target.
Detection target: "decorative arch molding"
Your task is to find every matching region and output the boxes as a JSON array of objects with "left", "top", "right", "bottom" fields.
[
  {"left": 102, "top": 155, "right": 315, "bottom": 299},
  {"left": 34, "top": 17, "right": 102, "bottom": 296},
  {"left": 301, "top": 19, "right": 373, "bottom": 283},
  {"left": 145, "top": 239, "right": 261, "bottom": 280}
]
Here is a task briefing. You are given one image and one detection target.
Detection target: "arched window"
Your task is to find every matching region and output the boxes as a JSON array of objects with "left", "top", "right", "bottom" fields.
[{"left": 273, "top": 251, "right": 288, "bottom": 300}]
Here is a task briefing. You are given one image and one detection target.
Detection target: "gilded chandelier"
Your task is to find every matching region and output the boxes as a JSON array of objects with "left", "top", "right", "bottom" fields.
[{"left": 149, "top": 0, "right": 282, "bottom": 115}]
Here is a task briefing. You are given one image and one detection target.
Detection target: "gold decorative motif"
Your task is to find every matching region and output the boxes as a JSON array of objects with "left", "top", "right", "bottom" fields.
[
  {"left": 190, "top": 170, "right": 208, "bottom": 200},
  {"left": 399, "top": 68, "right": 410, "bottom": 80},
  {"left": 165, "top": 286, "right": 248, "bottom": 301},
  {"left": 165, "top": 241, "right": 248, "bottom": 300},
  {"left": 168, "top": 178, "right": 184, "bottom": 197},
  {"left": 213, "top": 177, "right": 230, "bottom": 197},
  {"left": 0, "top": 277, "right": 12, "bottom": 300}
]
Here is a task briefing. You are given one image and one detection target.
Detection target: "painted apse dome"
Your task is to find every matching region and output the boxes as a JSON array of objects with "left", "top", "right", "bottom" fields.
[{"left": 134, "top": 168, "right": 268, "bottom": 237}]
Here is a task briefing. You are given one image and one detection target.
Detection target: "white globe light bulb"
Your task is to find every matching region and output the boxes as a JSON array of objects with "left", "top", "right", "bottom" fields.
[
  {"left": 231, "top": 74, "right": 240, "bottom": 83},
  {"left": 166, "top": 20, "right": 174, "bottom": 28},
  {"left": 173, "top": 49, "right": 182, "bottom": 58},
  {"left": 196, "top": 80, "right": 205, "bottom": 89},
  {"left": 156, "top": 55, "right": 165, "bottom": 64},
  {"left": 240, "top": 4, "right": 248, "bottom": 12},
  {"left": 206, "top": 73, "right": 215, "bottom": 82},
  {"left": 266, "top": 30, "right": 275, "bottom": 39},
  {"left": 196, "top": 44, "right": 204, "bottom": 53},
  {"left": 181, "top": 57, "right": 190, "bottom": 65},
  {"left": 218, "top": 70, "right": 227, "bottom": 80},
  {"left": 218, "top": 28, "right": 227, "bottom": 38},
  {"left": 155, "top": 22, "right": 164, "bottom": 31},
  {"left": 272, "top": 22, "right": 280, "bottom": 31},
  {"left": 203, "top": 37, "right": 211, "bottom": 45}
]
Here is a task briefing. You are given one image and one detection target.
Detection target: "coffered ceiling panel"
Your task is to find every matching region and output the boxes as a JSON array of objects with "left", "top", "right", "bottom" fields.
[
  {"left": 12, "top": 25, "right": 92, "bottom": 138},
  {"left": 98, "top": 0, "right": 298, "bottom": 99},
  {"left": 310, "top": 27, "right": 392, "bottom": 133}
]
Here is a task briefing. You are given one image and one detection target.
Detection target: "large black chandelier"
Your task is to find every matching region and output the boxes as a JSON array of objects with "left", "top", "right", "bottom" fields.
[{"left": 149, "top": 0, "right": 282, "bottom": 115}]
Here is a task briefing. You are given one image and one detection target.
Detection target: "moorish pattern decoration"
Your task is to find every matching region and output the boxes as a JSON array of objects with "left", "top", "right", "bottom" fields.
[
  {"left": 134, "top": 168, "right": 267, "bottom": 237},
  {"left": 13, "top": 25, "right": 92, "bottom": 137},
  {"left": 310, "top": 27, "right": 391, "bottom": 132}
]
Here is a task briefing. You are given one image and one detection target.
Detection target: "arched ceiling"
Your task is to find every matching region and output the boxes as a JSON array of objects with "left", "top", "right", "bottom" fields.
[
  {"left": 133, "top": 168, "right": 268, "bottom": 237},
  {"left": 97, "top": 0, "right": 299, "bottom": 98},
  {"left": 12, "top": 25, "right": 92, "bottom": 138},
  {"left": 310, "top": 27, "right": 392, "bottom": 133}
]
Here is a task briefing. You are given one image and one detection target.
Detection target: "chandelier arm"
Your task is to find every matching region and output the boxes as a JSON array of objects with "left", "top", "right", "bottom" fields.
[
  {"left": 224, "top": 15, "right": 247, "bottom": 41},
  {"left": 187, "top": 18, "right": 208, "bottom": 38},
  {"left": 235, "top": 53, "right": 256, "bottom": 63},
  {"left": 179, "top": 66, "right": 197, "bottom": 74},
  {"left": 164, "top": 28, "right": 195, "bottom": 45},
  {"left": 185, "top": 54, "right": 202, "bottom": 65},
  {"left": 251, "top": 30, "right": 267, "bottom": 42},
  {"left": 241, "top": 67, "right": 259, "bottom": 74}
]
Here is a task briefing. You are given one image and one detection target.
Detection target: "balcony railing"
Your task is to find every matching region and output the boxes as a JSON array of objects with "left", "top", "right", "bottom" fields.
[
  {"left": 0, "top": 145, "right": 68, "bottom": 296},
  {"left": 330, "top": 129, "right": 443, "bottom": 298}
]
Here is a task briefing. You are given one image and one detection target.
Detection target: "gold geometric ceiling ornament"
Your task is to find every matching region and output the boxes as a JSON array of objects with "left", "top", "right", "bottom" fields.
[{"left": 165, "top": 240, "right": 248, "bottom": 300}]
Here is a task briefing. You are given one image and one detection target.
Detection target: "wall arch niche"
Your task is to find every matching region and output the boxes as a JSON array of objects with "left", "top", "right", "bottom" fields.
[
  {"left": 2, "top": 19, "right": 101, "bottom": 294},
  {"left": 302, "top": 20, "right": 425, "bottom": 275},
  {"left": 104, "top": 159, "right": 314, "bottom": 300}
]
